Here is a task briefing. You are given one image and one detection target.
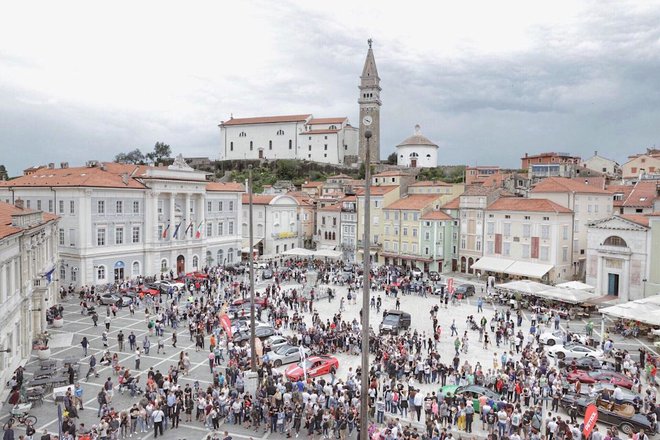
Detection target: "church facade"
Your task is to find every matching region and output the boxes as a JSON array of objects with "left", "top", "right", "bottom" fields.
[
  {"left": 219, "top": 41, "right": 382, "bottom": 166},
  {"left": 219, "top": 115, "right": 358, "bottom": 165}
]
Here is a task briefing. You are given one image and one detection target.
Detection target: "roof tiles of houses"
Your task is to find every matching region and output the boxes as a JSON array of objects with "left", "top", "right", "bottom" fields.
[
  {"left": 619, "top": 214, "right": 650, "bottom": 227},
  {"left": 440, "top": 197, "right": 460, "bottom": 209},
  {"left": 487, "top": 197, "right": 573, "bottom": 213},
  {"left": 302, "top": 181, "right": 324, "bottom": 187},
  {"left": 421, "top": 210, "right": 454, "bottom": 221},
  {"left": 409, "top": 180, "right": 451, "bottom": 187},
  {"left": 206, "top": 182, "right": 244, "bottom": 192},
  {"left": 530, "top": 177, "right": 611, "bottom": 194},
  {"left": 308, "top": 117, "right": 347, "bottom": 125},
  {"left": 621, "top": 181, "right": 657, "bottom": 208},
  {"left": 220, "top": 114, "right": 312, "bottom": 126},
  {"left": 384, "top": 194, "right": 439, "bottom": 211},
  {"left": 355, "top": 185, "right": 399, "bottom": 196},
  {"left": 0, "top": 202, "right": 59, "bottom": 240},
  {"left": 373, "top": 170, "right": 408, "bottom": 177},
  {"left": 0, "top": 162, "right": 150, "bottom": 189},
  {"left": 241, "top": 194, "right": 276, "bottom": 205}
]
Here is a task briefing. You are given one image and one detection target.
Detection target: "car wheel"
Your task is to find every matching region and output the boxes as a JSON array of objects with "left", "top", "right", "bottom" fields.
[
  {"left": 557, "top": 352, "right": 566, "bottom": 359},
  {"left": 546, "top": 339, "right": 556, "bottom": 346},
  {"left": 274, "top": 360, "right": 282, "bottom": 368},
  {"left": 619, "top": 423, "right": 634, "bottom": 436}
]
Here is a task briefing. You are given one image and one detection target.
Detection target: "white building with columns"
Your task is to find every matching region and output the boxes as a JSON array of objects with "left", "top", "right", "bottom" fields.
[
  {"left": 586, "top": 214, "right": 652, "bottom": 301},
  {"left": 0, "top": 156, "right": 243, "bottom": 285},
  {"left": 0, "top": 201, "right": 59, "bottom": 400},
  {"left": 241, "top": 194, "right": 300, "bottom": 258}
]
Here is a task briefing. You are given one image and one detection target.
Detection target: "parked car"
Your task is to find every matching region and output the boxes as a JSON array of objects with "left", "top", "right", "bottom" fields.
[
  {"left": 285, "top": 355, "right": 339, "bottom": 381},
  {"left": 546, "top": 343, "right": 604, "bottom": 360},
  {"left": 379, "top": 310, "right": 412, "bottom": 335},
  {"left": 454, "top": 284, "right": 476, "bottom": 297},
  {"left": 429, "top": 271, "right": 441, "bottom": 282},
  {"left": 99, "top": 293, "right": 132, "bottom": 307},
  {"left": 268, "top": 345, "right": 310, "bottom": 367},
  {"left": 264, "top": 335, "right": 289, "bottom": 352},
  {"left": 539, "top": 330, "right": 566, "bottom": 346},
  {"left": 560, "top": 356, "right": 615, "bottom": 371},
  {"left": 262, "top": 269, "right": 274, "bottom": 280},
  {"left": 232, "top": 325, "right": 275, "bottom": 343},
  {"left": 411, "top": 267, "right": 423, "bottom": 278},
  {"left": 227, "top": 302, "right": 262, "bottom": 317},
  {"left": 566, "top": 370, "right": 634, "bottom": 389},
  {"left": 560, "top": 394, "right": 654, "bottom": 436},
  {"left": 440, "top": 384, "right": 501, "bottom": 401},
  {"left": 232, "top": 297, "right": 268, "bottom": 308},
  {"left": 157, "top": 280, "right": 185, "bottom": 291}
]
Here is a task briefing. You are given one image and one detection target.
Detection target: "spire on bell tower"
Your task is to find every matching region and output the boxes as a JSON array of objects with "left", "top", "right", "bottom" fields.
[{"left": 358, "top": 39, "right": 381, "bottom": 164}]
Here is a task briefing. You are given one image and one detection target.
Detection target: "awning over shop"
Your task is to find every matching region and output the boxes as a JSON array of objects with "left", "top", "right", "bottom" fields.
[
  {"left": 504, "top": 261, "right": 553, "bottom": 279},
  {"left": 556, "top": 281, "right": 594, "bottom": 291},
  {"left": 600, "top": 296, "right": 660, "bottom": 327},
  {"left": 281, "top": 248, "right": 315, "bottom": 257},
  {"left": 534, "top": 287, "right": 596, "bottom": 304},
  {"left": 496, "top": 280, "right": 549, "bottom": 295},
  {"left": 241, "top": 239, "right": 263, "bottom": 253},
  {"left": 471, "top": 257, "right": 516, "bottom": 273},
  {"left": 314, "top": 249, "right": 343, "bottom": 259}
]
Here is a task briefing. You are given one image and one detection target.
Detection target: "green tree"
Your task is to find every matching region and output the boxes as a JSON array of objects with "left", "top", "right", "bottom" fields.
[
  {"left": 386, "top": 152, "right": 397, "bottom": 165},
  {"left": 146, "top": 142, "right": 172, "bottom": 163},
  {"left": 115, "top": 149, "right": 146, "bottom": 164},
  {"left": 0, "top": 164, "right": 8, "bottom": 181}
]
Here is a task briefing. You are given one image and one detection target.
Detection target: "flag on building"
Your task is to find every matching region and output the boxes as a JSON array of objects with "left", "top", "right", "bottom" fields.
[
  {"left": 184, "top": 221, "right": 194, "bottom": 237},
  {"left": 162, "top": 222, "right": 170, "bottom": 238},
  {"left": 195, "top": 221, "right": 204, "bottom": 239},
  {"left": 172, "top": 221, "right": 182, "bottom": 238}
]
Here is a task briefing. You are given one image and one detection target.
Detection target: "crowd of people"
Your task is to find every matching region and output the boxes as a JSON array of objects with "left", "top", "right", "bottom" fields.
[{"left": 3, "top": 259, "right": 659, "bottom": 440}]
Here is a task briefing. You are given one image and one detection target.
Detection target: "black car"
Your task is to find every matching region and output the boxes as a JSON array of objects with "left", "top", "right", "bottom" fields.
[
  {"left": 379, "top": 310, "right": 412, "bottom": 335},
  {"left": 233, "top": 325, "right": 275, "bottom": 343},
  {"left": 454, "top": 284, "right": 476, "bottom": 297},
  {"left": 560, "top": 394, "right": 654, "bottom": 436},
  {"left": 560, "top": 356, "right": 615, "bottom": 372}
]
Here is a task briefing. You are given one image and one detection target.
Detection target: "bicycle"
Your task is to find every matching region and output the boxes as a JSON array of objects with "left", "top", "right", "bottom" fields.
[{"left": 3, "top": 403, "right": 37, "bottom": 430}]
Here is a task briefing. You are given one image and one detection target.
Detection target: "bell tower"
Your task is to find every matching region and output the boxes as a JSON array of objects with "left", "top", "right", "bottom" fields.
[{"left": 358, "top": 39, "right": 381, "bottom": 163}]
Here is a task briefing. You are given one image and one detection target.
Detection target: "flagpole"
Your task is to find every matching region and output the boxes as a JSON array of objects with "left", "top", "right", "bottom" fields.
[{"left": 248, "top": 165, "right": 257, "bottom": 372}]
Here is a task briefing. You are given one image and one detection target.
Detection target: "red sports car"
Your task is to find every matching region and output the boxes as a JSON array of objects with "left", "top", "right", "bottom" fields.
[
  {"left": 566, "top": 370, "right": 633, "bottom": 389},
  {"left": 232, "top": 297, "right": 268, "bottom": 308},
  {"left": 285, "top": 355, "right": 339, "bottom": 381},
  {"left": 185, "top": 272, "right": 209, "bottom": 280}
]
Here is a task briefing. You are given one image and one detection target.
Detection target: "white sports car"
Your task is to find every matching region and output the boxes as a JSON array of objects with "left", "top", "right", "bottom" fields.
[
  {"left": 546, "top": 343, "right": 604, "bottom": 360},
  {"left": 538, "top": 330, "right": 566, "bottom": 346}
]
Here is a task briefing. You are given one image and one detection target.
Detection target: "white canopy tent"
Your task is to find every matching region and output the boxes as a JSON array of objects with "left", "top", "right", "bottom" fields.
[
  {"left": 556, "top": 281, "right": 595, "bottom": 291},
  {"left": 314, "top": 249, "right": 343, "bottom": 259},
  {"left": 471, "top": 257, "right": 516, "bottom": 273},
  {"left": 600, "top": 296, "right": 660, "bottom": 327},
  {"left": 534, "top": 287, "right": 596, "bottom": 305},
  {"left": 281, "top": 248, "right": 315, "bottom": 257},
  {"left": 504, "top": 261, "right": 553, "bottom": 279},
  {"left": 496, "top": 280, "right": 549, "bottom": 295}
]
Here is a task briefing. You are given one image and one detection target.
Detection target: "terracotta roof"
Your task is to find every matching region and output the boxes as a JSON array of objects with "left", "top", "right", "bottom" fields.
[
  {"left": 462, "top": 185, "right": 501, "bottom": 196},
  {"left": 571, "top": 177, "right": 607, "bottom": 189},
  {"left": 0, "top": 202, "right": 59, "bottom": 240},
  {"left": 421, "top": 210, "right": 453, "bottom": 221},
  {"left": 308, "top": 118, "right": 346, "bottom": 125},
  {"left": 384, "top": 194, "right": 438, "bottom": 211},
  {"left": 440, "top": 197, "right": 460, "bottom": 209},
  {"left": 606, "top": 184, "right": 634, "bottom": 207},
  {"left": 220, "top": 114, "right": 312, "bottom": 126},
  {"left": 327, "top": 174, "right": 352, "bottom": 180},
  {"left": 531, "top": 177, "right": 611, "bottom": 194},
  {"left": 286, "top": 191, "right": 315, "bottom": 206},
  {"left": 355, "top": 185, "right": 399, "bottom": 196},
  {"left": 487, "top": 198, "right": 573, "bottom": 214},
  {"left": 206, "top": 182, "right": 244, "bottom": 192},
  {"left": 302, "top": 181, "right": 324, "bottom": 188},
  {"left": 397, "top": 125, "right": 438, "bottom": 147},
  {"left": 319, "top": 203, "right": 342, "bottom": 212},
  {"left": 241, "top": 194, "right": 275, "bottom": 205},
  {"left": 621, "top": 181, "right": 657, "bottom": 208},
  {"left": 0, "top": 162, "right": 150, "bottom": 189},
  {"left": 409, "top": 180, "right": 451, "bottom": 187},
  {"left": 619, "top": 214, "right": 650, "bottom": 227},
  {"left": 373, "top": 170, "right": 407, "bottom": 178},
  {"left": 301, "top": 129, "right": 340, "bottom": 135}
]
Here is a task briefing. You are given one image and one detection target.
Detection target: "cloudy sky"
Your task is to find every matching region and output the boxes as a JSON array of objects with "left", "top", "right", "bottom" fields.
[{"left": 1, "top": 0, "right": 659, "bottom": 176}]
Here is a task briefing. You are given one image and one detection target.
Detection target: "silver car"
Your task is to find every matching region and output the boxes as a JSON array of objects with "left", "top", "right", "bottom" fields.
[{"left": 268, "top": 345, "right": 310, "bottom": 368}]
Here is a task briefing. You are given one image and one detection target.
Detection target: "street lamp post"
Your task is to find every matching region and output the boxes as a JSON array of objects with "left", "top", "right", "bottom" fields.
[
  {"left": 360, "top": 130, "right": 372, "bottom": 439},
  {"left": 248, "top": 165, "right": 257, "bottom": 372}
]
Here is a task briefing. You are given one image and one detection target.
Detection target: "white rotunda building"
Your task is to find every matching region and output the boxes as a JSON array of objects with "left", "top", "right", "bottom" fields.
[{"left": 396, "top": 125, "right": 439, "bottom": 168}]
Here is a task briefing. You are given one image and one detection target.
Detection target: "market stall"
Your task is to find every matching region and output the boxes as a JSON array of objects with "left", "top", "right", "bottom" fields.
[{"left": 600, "top": 296, "right": 660, "bottom": 340}]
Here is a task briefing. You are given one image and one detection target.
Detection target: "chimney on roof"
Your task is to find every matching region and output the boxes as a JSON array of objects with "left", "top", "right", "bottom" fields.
[
  {"left": 120, "top": 173, "right": 129, "bottom": 185},
  {"left": 48, "top": 163, "right": 55, "bottom": 169},
  {"left": 60, "top": 162, "right": 69, "bottom": 169},
  {"left": 15, "top": 198, "right": 24, "bottom": 210}
]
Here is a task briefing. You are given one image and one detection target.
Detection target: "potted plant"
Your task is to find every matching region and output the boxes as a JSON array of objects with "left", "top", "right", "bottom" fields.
[
  {"left": 33, "top": 333, "right": 51, "bottom": 360},
  {"left": 52, "top": 314, "right": 64, "bottom": 328}
]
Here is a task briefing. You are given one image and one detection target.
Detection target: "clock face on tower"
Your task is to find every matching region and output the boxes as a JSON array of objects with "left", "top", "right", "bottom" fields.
[{"left": 362, "top": 115, "right": 373, "bottom": 126}]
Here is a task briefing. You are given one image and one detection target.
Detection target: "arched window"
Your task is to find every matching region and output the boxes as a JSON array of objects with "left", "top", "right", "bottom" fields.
[
  {"left": 332, "top": 232, "right": 336, "bottom": 240},
  {"left": 604, "top": 236, "right": 627, "bottom": 247},
  {"left": 288, "top": 139, "right": 292, "bottom": 150},
  {"left": 227, "top": 248, "right": 234, "bottom": 263},
  {"left": 329, "top": 125, "right": 337, "bottom": 130},
  {"left": 206, "top": 250, "right": 213, "bottom": 265},
  {"left": 60, "top": 265, "right": 66, "bottom": 281},
  {"left": 250, "top": 141, "right": 253, "bottom": 151},
  {"left": 97, "top": 265, "right": 106, "bottom": 281},
  {"left": 239, "top": 131, "right": 246, "bottom": 137},
  {"left": 217, "top": 249, "right": 224, "bottom": 265},
  {"left": 269, "top": 140, "right": 273, "bottom": 150},
  {"left": 277, "top": 129, "right": 284, "bottom": 135},
  {"left": 132, "top": 261, "right": 140, "bottom": 276},
  {"left": 192, "top": 255, "right": 199, "bottom": 270},
  {"left": 160, "top": 259, "right": 168, "bottom": 271},
  {"left": 230, "top": 142, "right": 233, "bottom": 151},
  {"left": 426, "top": 154, "right": 431, "bottom": 158}
]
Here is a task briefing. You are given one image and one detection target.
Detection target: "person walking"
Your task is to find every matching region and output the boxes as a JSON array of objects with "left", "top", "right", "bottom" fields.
[
  {"left": 104, "top": 315, "right": 111, "bottom": 331},
  {"left": 80, "top": 337, "right": 89, "bottom": 357},
  {"left": 117, "top": 331, "right": 125, "bottom": 351},
  {"left": 128, "top": 332, "right": 136, "bottom": 351},
  {"left": 135, "top": 348, "right": 141, "bottom": 370},
  {"left": 152, "top": 406, "right": 165, "bottom": 438},
  {"left": 85, "top": 353, "right": 98, "bottom": 380}
]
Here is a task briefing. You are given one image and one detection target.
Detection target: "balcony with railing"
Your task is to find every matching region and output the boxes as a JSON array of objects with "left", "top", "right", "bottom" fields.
[{"left": 271, "top": 231, "right": 298, "bottom": 240}]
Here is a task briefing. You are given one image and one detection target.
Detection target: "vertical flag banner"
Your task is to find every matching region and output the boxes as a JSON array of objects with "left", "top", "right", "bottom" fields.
[
  {"left": 172, "top": 221, "right": 182, "bottom": 239},
  {"left": 162, "top": 222, "right": 170, "bottom": 238},
  {"left": 582, "top": 404, "right": 599, "bottom": 439},
  {"left": 195, "top": 221, "right": 204, "bottom": 239}
]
